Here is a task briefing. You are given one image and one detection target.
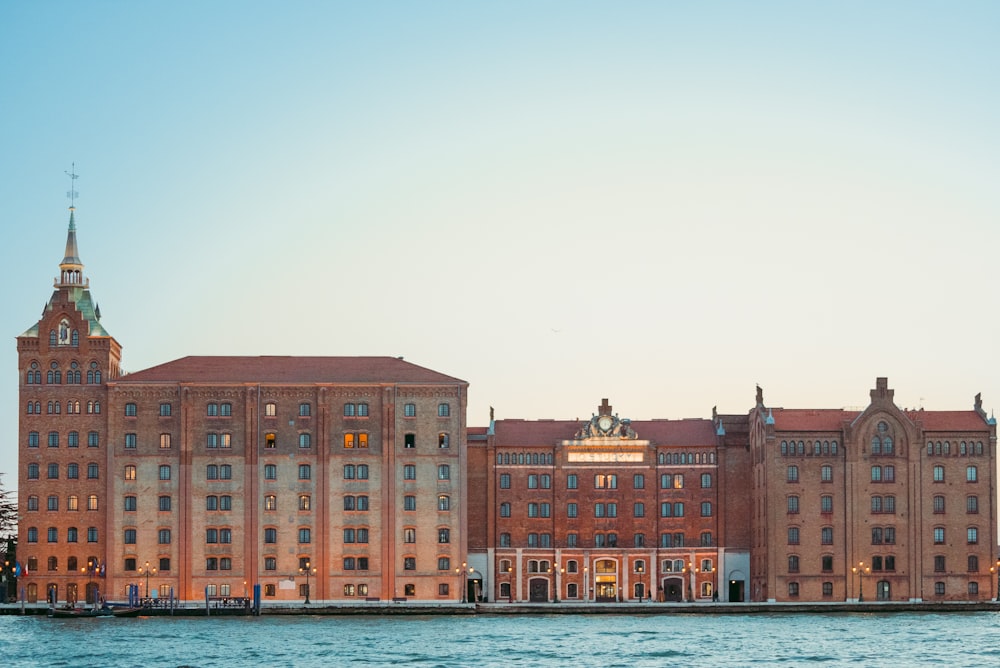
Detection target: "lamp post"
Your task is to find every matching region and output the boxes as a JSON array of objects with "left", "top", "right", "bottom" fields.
[
  {"left": 546, "top": 567, "right": 553, "bottom": 603},
  {"left": 137, "top": 560, "right": 157, "bottom": 600},
  {"left": 583, "top": 566, "right": 589, "bottom": 603},
  {"left": 995, "top": 558, "right": 1000, "bottom": 602},
  {"left": 636, "top": 563, "right": 645, "bottom": 602},
  {"left": 455, "top": 561, "right": 467, "bottom": 603},
  {"left": 299, "top": 561, "right": 316, "bottom": 605},
  {"left": 853, "top": 561, "right": 869, "bottom": 602},
  {"left": 507, "top": 566, "right": 513, "bottom": 603}
]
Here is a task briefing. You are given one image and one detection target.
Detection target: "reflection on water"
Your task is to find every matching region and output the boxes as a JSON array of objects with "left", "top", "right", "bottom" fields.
[{"left": 3, "top": 611, "right": 1000, "bottom": 667}]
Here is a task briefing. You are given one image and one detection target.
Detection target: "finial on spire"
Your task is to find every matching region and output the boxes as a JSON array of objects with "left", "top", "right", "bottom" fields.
[{"left": 65, "top": 162, "right": 79, "bottom": 211}]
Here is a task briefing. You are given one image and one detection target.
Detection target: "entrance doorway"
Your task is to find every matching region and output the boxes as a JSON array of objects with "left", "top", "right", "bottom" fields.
[
  {"left": 529, "top": 578, "right": 549, "bottom": 602},
  {"left": 66, "top": 583, "right": 78, "bottom": 605},
  {"left": 728, "top": 579, "right": 745, "bottom": 603},
  {"left": 662, "top": 577, "right": 683, "bottom": 602},
  {"left": 595, "top": 559, "right": 617, "bottom": 602},
  {"left": 876, "top": 580, "right": 890, "bottom": 601},
  {"left": 467, "top": 577, "right": 483, "bottom": 603}
]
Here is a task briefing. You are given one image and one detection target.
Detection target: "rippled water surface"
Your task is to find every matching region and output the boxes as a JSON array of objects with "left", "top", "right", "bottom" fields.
[{"left": 4, "top": 611, "right": 1000, "bottom": 667}]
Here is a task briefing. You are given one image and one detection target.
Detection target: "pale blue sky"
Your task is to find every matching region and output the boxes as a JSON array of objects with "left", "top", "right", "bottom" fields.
[{"left": 2, "top": 1, "right": 999, "bottom": 488}]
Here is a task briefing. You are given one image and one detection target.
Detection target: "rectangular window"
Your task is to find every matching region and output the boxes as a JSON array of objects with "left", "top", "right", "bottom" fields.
[
  {"left": 160, "top": 433, "right": 171, "bottom": 449},
  {"left": 88, "top": 432, "right": 99, "bottom": 447},
  {"left": 298, "top": 464, "right": 311, "bottom": 480},
  {"left": 404, "top": 495, "right": 416, "bottom": 511},
  {"left": 264, "top": 464, "right": 277, "bottom": 480},
  {"left": 787, "top": 496, "right": 799, "bottom": 513},
  {"left": 567, "top": 503, "right": 578, "bottom": 518},
  {"left": 567, "top": 474, "right": 578, "bottom": 489},
  {"left": 500, "top": 473, "right": 511, "bottom": 489},
  {"left": 404, "top": 434, "right": 415, "bottom": 448},
  {"left": 124, "top": 433, "right": 137, "bottom": 449},
  {"left": 158, "top": 465, "right": 171, "bottom": 480},
  {"left": 159, "top": 496, "right": 171, "bottom": 511},
  {"left": 159, "top": 403, "right": 171, "bottom": 416}
]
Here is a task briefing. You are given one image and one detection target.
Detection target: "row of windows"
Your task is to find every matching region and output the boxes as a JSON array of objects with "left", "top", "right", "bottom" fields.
[
  {"left": 932, "top": 465, "right": 980, "bottom": 482},
  {"left": 933, "top": 527, "right": 981, "bottom": 544},
  {"left": 495, "top": 531, "right": 712, "bottom": 549},
  {"left": 780, "top": 440, "right": 840, "bottom": 456},
  {"left": 933, "top": 495, "right": 980, "bottom": 514},
  {"left": 25, "top": 401, "right": 102, "bottom": 415},
  {"left": 24, "top": 462, "right": 100, "bottom": 480},
  {"left": 116, "top": 462, "right": 451, "bottom": 483},
  {"left": 129, "top": 401, "right": 450, "bottom": 418},
  {"left": 25, "top": 494, "right": 99, "bottom": 512},
  {"left": 786, "top": 580, "right": 986, "bottom": 598},
  {"left": 402, "top": 403, "right": 452, "bottom": 418},
  {"left": 495, "top": 452, "right": 716, "bottom": 466},
  {"left": 497, "top": 472, "right": 711, "bottom": 490},
  {"left": 787, "top": 527, "right": 834, "bottom": 545},
  {"left": 27, "top": 431, "right": 100, "bottom": 447},
  {"left": 25, "top": 527, "right": 99, "bottom": 543},
  {"left": 30, "top": 556, "right": 104, "bottom": 573},
  {"left": 927, "top": 441, "right": 986, "bottom": 457},
  {"left": 25, "top": 360, "right": 102, "bottom": 384},
  {"left": 788, "top": 555, "right": 842, "bottom": 573}
]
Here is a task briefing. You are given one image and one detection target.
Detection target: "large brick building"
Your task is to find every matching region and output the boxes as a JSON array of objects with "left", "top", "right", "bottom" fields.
[
  {"left": 16, "top": 211, "right": 999, "bottom": 605},
  {"left": 17, "top": 212, "right": 468, "bottom": 604},
  {"left": 467, "top": 400, "right": 751, "bottom": 603}
]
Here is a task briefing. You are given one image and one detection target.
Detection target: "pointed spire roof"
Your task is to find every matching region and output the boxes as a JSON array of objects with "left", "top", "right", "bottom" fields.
[
  {"left": 61, "top": 208, "right": 83, "bottom": 268},
  {"left": 56, "top": 207, "right": 87, "bottom": 288}
]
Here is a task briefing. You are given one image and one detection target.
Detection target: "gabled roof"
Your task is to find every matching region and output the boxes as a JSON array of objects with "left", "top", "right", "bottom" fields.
[
  {"left": 117, "top": 356, "right": 466, "bottom": 385},
  {"left": 493, "top": 418, "right": 716, "bottom": 447}
]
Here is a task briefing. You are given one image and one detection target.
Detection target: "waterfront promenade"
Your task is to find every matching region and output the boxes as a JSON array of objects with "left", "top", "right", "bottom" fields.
[{"left": 4, "top": 599, "right": 998, "bottom": 616}]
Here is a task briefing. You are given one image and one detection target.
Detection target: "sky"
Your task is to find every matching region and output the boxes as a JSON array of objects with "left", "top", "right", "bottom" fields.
[{"left": 2, "top": 1, "right": 999, "bottom": 490}]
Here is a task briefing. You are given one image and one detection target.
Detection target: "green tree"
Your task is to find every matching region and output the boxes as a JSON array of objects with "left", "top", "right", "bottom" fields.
[{"left": 0, "top": 473, "right": 15, "bottom": 540}]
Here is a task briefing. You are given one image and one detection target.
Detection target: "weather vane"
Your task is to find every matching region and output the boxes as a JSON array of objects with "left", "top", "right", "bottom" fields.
[{"left": 65, "top": 162, "right": 79, "bottom": 208}]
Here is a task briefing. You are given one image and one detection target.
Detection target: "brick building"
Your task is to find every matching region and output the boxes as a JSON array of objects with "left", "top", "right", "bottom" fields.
[
  {"left": 17, "top": 212, "right": 468, "bottom": 604},
  {"left": 467, "top": 400, "right": 753, "bottom": 603},
  {"left": 16, "top": 211, "right": 998, "bottom": 606},
  {"left": 747, "top": 380, "right": 998, "bottom": 602}
]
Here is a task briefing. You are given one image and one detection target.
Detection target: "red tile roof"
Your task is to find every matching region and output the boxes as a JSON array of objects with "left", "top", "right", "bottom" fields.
[
  {"left": 117, "top": 356, "right": 466, "bottom": 385},
  {"left": 769, "top": 408, "right": 989, "bottom": 433},
  {"left": 903, "top": 410, "right": 990, "bottom": 432},
  {"left": 493, "top": 419, "right": 716, "bottom": 447}
]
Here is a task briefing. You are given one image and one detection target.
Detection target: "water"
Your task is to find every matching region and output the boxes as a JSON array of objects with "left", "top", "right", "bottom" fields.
[{"left": 3, "top": 611, "right": 1000, "bottom": 667}]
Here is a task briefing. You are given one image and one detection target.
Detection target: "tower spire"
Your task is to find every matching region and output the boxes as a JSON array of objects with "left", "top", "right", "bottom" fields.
[{"left": 57, "top": 164, "right": 86, "bottom": 288}]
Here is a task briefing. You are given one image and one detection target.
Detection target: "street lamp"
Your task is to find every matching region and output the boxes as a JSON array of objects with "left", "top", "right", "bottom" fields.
[
  {"left": 583, "top": 566, "right": 589, "bottom": 603},
  {"left": 995, "top": 558, "right": 1000, "bottom": 602},
  {"left": 852, "top": 561, "right": 869, "bottom": 602},
  {"left": 455, "top": 561, "right": 467, "bottom": 603},
  {"left": 137, "top": 560, "right": 157, "bottom": 600},
  {"left": 636, "top": 563, "right": 645, "bottom": 602},
  {"left": 506, "top": 566, "right": 513, "bottom": 603},
  {"left": 299, "top": 561, "right": 316, "bottom": 605},
  {"left": 546, "top": 567, "right": 553, "bottom": 603}
]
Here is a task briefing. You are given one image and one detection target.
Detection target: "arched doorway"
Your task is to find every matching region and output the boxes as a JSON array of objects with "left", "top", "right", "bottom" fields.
[
  {"left": 529, "top": 577, "right": 549, "bottom": 602},
  {"left": 595, "top": 559, "right": 617, "bottom": 602},
  {"left": 66, "top": 583, "right": 78, "bottom": 606},
  {"left": 876, "top": 580, "right": 891, "bottom": 601},
  {"left": 47, "top": 583, "right": 58, "bottom": 605},
  {"left": 662, "top": 577, "right": 683, "bottom": 602},
  {"left": 85, "top": 581, "right": 100, "bottom": 605}
]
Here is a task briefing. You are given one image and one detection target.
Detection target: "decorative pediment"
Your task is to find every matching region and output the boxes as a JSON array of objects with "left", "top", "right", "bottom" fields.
[{"left": 575, "top": 398, "right": 637, "bottom": 440}]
